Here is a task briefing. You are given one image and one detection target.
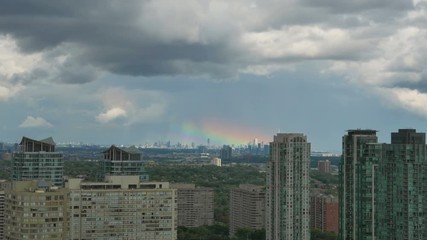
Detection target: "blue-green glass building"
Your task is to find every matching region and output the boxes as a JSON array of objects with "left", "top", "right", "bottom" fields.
[{"left": 339, "top": 129, "right": 427, "bottom": 240}]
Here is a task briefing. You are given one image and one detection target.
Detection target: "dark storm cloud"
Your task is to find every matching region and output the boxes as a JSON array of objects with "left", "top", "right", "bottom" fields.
[
  {"left": 1, "top": 0, "right": 418, "bottom": 85},
  {"left": 301, "top": 0, "right": 413, "bottom": 13},
  {"left": 0, "top": 0, "right": 240, "bottom": 81}
]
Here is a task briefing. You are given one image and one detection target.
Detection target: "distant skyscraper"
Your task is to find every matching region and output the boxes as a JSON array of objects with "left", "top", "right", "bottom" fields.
[
  {"left": 171, "top": 183, "right": 214, "bottom": 228},
  {"left": 229, "top": 184, "right": 265, "bottom": 238},
  {"left": 220, "top": 145, "right": 232, "bottom": 161},
  {"left": 12, "top": 137, "right": 63, "bottom": 186},
  {"left": 102, "top": 145, "right": 148, "bottom": 181},
  {"left": 266, "top": 133, "right": 310, "bottom": 240},
  {"left": 318, "top": 160, "right": 331, "bottom": 173},
  {"left": 339, "top": 129, "right": 427, "bottom": 239}
]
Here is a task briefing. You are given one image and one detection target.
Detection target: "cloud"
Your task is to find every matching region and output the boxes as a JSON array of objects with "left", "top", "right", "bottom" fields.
[
  {"left": 0, "top": 0, "right": 427, "bottom": 123},
  {"left": 96, "top": 107, "right": 127, "bottom": 123},
  {"left": 0, "top": 35, "right": 42, "bottom": 101},
  {"left": 19, "top": 116, "right": 53, "bottom": 128},
  {"left": 95, "top": 87, "right": 167, "bottom": 125},
  {"left": 0, "top": 0, "right": 419, "bottom": 81},
  {"left": 377, "top": 87, "right": 427, "bottom": 118},
  {"left": 241, "top": 26, "right": 369, "bottom": 61}
]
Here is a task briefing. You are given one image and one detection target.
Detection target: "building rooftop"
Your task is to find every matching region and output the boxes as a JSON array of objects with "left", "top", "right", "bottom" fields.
[
  {"left": 19, "top": 136, "right": 57, "bottom": 152},
  {"left": 346, "top": 129, "right": 377, "bottom": 136},
  {"left": 102, "top": 145, "right": 142, "bottom": 154}
]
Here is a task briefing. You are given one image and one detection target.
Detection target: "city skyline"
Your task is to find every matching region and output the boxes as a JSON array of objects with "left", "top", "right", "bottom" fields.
[{"left": 1, "top": 1, "right": 427, "bottom": 152}]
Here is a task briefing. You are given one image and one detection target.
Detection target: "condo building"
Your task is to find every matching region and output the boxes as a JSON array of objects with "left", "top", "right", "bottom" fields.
[
  {"left": 3, "top": 181, "right": 68, "bottom": 240},
  {"left": 102, "top": 145, "right": 149, "bottom": 181},
  {"left": 229, "top": 184, "right": 265, "bottom": 238},
  {"left": 340, "top": 129, "right": 378, "bottom": 240},
  {"left": 339, "top": 129, "right": 427, "bottom": 239},
  {"left": 266, "top": 133, "right": 310, "bottom": 240},
  {"left": 12, "top": 137, "right": 63, "bottom": 186},
  {"left": 67, "top": 176, "right": 177, "bottom": 240},
  {"left": 171, "top": 183, "right": 214, "bottom": 228}
]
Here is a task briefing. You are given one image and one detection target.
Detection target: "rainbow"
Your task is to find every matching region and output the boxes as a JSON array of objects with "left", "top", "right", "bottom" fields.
[{"left": 176, "top": 119, "right": 271, "bottom": 146}]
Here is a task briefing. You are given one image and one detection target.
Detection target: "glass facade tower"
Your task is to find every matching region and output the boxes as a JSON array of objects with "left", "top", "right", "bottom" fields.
[
  {"left": 12, "top": 137, "right": 63, "bottom": 186},
  {"left": 102, "top": 145, "right": 149, "bottom": 181},
  {"left": 339, "top": 129, "right": 427, "bottom": 240}
]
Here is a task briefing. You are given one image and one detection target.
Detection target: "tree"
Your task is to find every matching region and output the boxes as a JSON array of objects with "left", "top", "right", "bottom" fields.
[
  {"left": 311, "top": 229, "right": 338, "bottom": 240},
  {"left": 232, "top": 228, "right": 265, "bottom": 240}
]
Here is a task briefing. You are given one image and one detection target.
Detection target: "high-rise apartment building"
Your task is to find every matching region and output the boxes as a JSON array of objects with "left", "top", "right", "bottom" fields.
[
  {"left": 3, "top": 181, "right": 68, "bottom": 240},
  {"left": 229, "top": 184, "right": 265, "bottom": 238},
  {"left": 318, "top": 160, "right": 331, "bottom": 173},
  {"left": 102, "top": 145, "right": 149, "bottom": 181},
  {"left": 339, "top": 129, "right": 427, "bottom": 239},
  {"left": 12, "top": 137, "right": 63, "bottom": 186},
  {"left": 67, "top": 176, "right": 177, "bottom": 240},
  {"left": 266, "top": 133, "right": 310, "bottom": 240},
  {"left": 310, "top": 193, "right": 338, "bottom": 233},
  {"left": 171, "top": 183, "right": 214, "bottom": 228},
  {"left": 340, "top": 129, "right": 378, "bottom": 240}
]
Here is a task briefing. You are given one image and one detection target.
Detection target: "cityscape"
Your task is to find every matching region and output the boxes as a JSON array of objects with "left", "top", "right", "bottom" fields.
[
  {"left": 0, "top": 128, "right": 426, "bottom": 239},
  {"left": 1, "top": 1, "right": 427, "bottom": 240}
]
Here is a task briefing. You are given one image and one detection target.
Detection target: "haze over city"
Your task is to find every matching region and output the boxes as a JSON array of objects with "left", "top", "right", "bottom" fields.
[{"left": 1, "top": 1, "right": 427, "bottom": 151}]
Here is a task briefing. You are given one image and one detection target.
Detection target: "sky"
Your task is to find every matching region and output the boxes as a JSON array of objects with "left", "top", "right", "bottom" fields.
[{"left": 1, "top": 0, "right": 427, "bottom": 151}]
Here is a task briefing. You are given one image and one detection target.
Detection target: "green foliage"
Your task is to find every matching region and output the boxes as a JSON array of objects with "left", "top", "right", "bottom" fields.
[
  {"left": 146, "top": 164, "right": 265, "bottom": 224},
  {"left": 232, "top": 228, "right": 265, "bottom": 240},
  {"left": 310, "top": 170, "right": 338, "bottom": 185},
  {"left": 146, "top": 164, "right": 265, "bottom": 187},
  {"left": 178, "top": 224, "right": 229, "bottom": 240},
  {"left": 63, "top": 160, "right": 101, "bottom": 181},
  {"left": 0, "top": 160, "right": 11, "bottom": 180},
  {"left": 311, "top": 229, "right": 338, "bottom": 240}
]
